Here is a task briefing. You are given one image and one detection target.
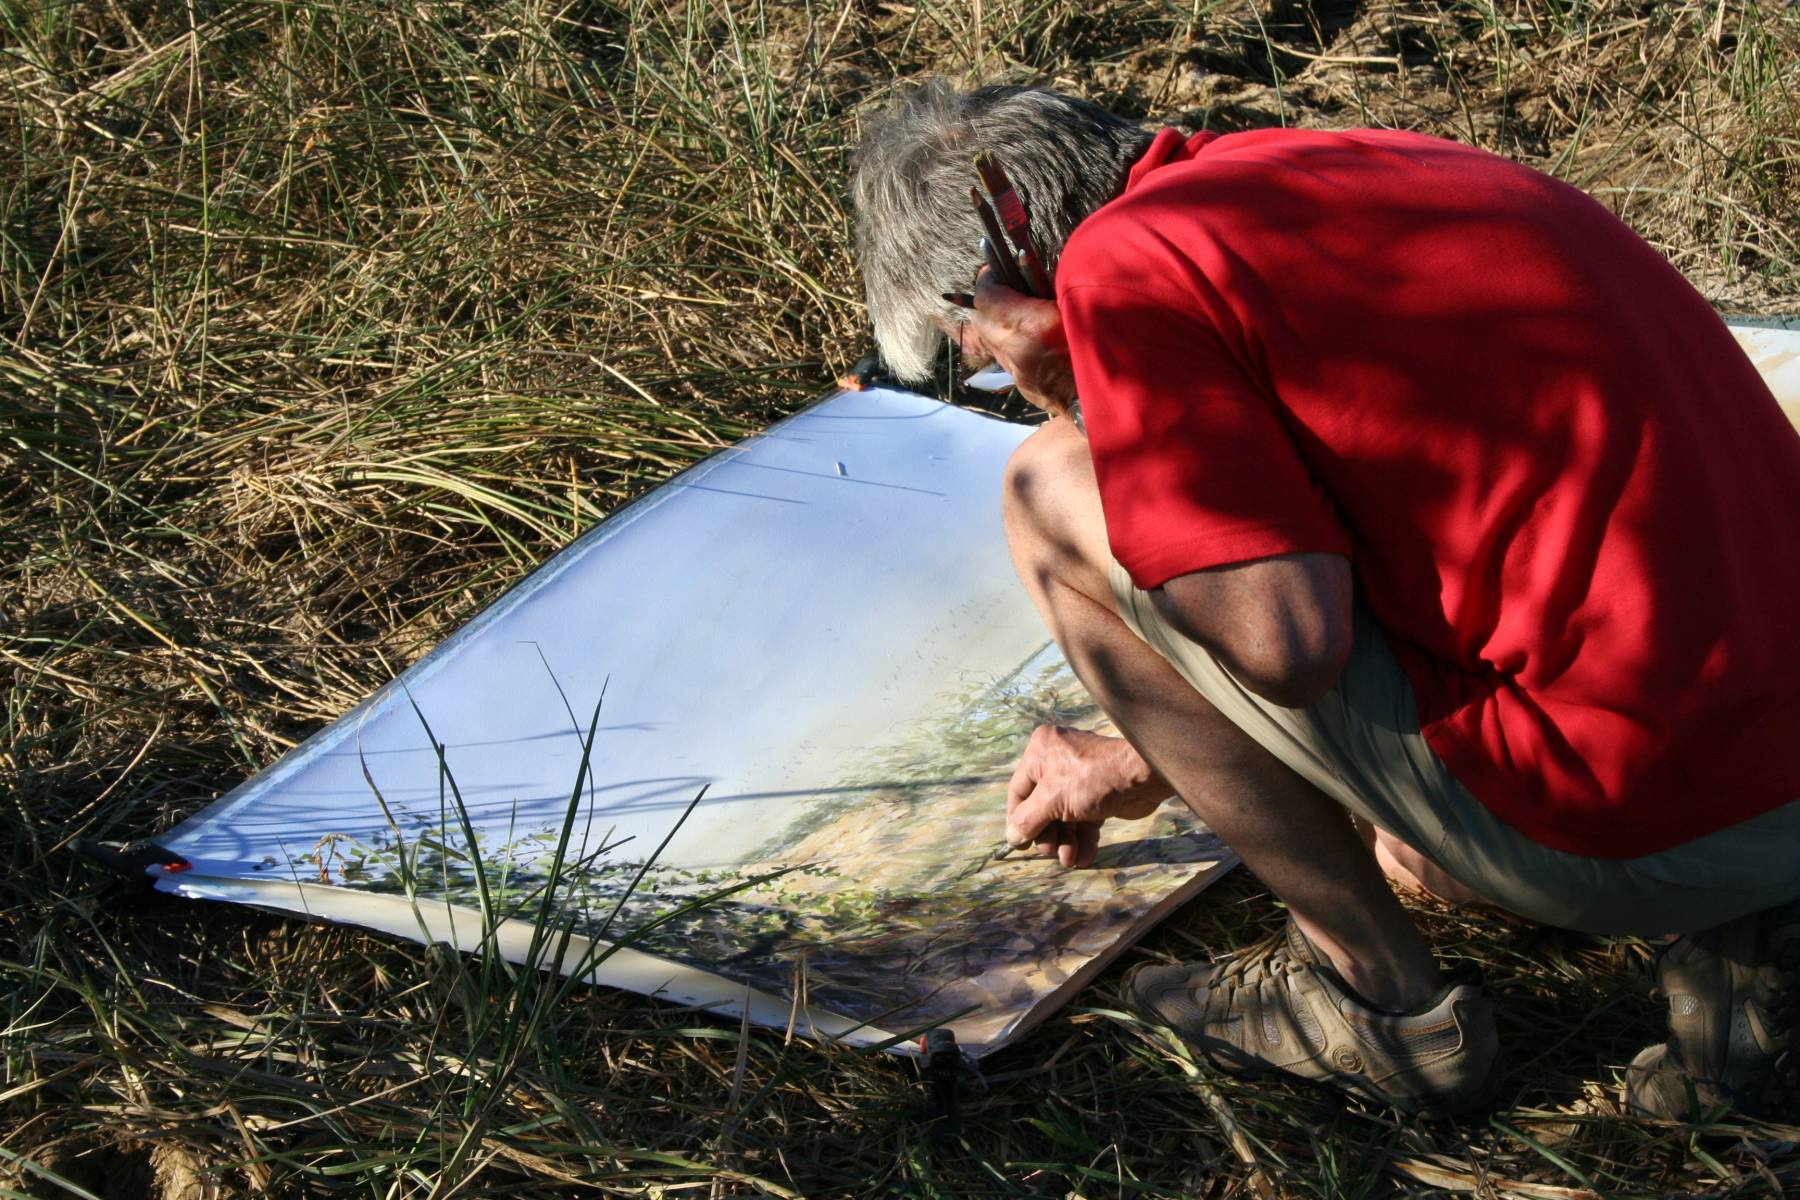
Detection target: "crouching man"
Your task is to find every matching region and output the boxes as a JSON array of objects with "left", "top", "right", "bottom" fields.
[{"left": 849, "top": 82, "right": 1800, "bottom": 1117}]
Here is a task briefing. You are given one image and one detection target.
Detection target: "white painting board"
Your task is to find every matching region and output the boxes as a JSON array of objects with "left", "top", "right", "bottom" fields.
[{"left": 152, "top": 384, "right": 1236, "bottom": 1055}]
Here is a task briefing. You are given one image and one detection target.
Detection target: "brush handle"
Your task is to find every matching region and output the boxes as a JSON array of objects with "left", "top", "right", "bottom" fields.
[
  {"left": 975, "top": 152, "right": 1052, "bottom": 296},
  {"left": 972, "top": 189, "right": 1032, "bottom": 294}
]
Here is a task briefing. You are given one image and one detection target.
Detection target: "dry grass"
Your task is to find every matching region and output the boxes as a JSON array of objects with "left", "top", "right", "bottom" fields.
[{"left": 3, "top": 1, "right": 1798, "bottom": 1195}]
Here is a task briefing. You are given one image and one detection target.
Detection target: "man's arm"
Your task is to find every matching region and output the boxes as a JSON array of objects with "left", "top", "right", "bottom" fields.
[
  {"left": 967, "top": 276, "right": 1355, "bottom": 705},
  {"left": 1152, "top": 552, "right": 1353, "bottom": 709}
]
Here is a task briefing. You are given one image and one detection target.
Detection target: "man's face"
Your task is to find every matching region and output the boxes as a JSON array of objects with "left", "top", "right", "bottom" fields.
[
  {"left": 934, "top": 313, "right": 997, "bottom": 372},
  {"left": 942, "top": 272, "right": 1078, "bottom": 418}
]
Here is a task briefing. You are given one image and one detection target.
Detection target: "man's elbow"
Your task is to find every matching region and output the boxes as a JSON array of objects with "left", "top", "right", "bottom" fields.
[
  {"left": 1149, "top": 553, "right": 1355, "bottom": 710},
  {"left": 1224, "top": 623, "right": 1352, "bottom": 709}
]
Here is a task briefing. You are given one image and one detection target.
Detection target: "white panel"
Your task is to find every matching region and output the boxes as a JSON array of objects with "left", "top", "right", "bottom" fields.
[{"left": 156, "top": 386, "right": 1234, "bottom": 1055}]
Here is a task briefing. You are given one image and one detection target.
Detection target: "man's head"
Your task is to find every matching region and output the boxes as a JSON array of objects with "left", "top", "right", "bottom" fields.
[{"left": 850, "top": 81, "right": 1152, "bottom": 382}]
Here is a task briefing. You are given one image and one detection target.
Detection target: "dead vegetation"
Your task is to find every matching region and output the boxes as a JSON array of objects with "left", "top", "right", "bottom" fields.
[{"left": 3, "top": 0, "right": 1797, "bottom": 1195}]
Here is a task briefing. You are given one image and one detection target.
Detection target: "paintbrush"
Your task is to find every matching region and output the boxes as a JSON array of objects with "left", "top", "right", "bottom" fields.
[{"left": 974, "top": 152, "right": 1053, "bottom": 296}]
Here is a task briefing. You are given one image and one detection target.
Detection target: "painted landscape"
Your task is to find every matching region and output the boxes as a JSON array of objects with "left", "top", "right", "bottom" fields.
[{"left": 288, "top": 647, "right": 1231, "bottom": 1046}]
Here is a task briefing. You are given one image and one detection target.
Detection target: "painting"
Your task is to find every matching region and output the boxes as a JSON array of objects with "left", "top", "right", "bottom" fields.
[{"left": 152, "top": 385, "right": 1236, "bottom": 1055}]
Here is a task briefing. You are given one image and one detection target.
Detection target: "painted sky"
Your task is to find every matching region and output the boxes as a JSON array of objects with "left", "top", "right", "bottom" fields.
[{"left": 162, "top": 388, "right": 1050, "bottom": 874}]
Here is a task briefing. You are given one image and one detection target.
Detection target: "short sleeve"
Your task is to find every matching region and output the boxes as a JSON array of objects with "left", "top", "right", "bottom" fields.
[{"left": 1061, "top": 283, "right": 1351, "bottom": 589}]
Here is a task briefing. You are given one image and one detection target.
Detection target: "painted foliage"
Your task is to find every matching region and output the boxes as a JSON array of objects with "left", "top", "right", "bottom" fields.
[{"left": 288, "top": 647, "right": 1230, "bottom": 1045}]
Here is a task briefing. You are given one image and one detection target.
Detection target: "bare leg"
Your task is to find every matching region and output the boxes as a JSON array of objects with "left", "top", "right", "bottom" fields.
[
  {"left": 1351, "top": 816, "right": 1500, "bottom": 911},
  {"left": 1003, "top": 420, "right": 1441, "bottom": 1010}
]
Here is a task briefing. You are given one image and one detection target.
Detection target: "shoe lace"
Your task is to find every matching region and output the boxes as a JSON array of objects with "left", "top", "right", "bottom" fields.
[{"left": 1212, "top": 925, "right": 1302, "bottom": 992}]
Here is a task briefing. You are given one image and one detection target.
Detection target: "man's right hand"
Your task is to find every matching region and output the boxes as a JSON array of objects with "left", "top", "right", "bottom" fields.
[
  {"left": 966, "top": 270, "right": 1077, "bottom": 418},
  {"left": 1005, "top": 726, "right": 1172, "bottom": 868}
]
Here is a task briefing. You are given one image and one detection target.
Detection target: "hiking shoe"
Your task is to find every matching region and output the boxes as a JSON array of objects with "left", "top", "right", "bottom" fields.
[
  {"left": 1124, "top": 917, "right": 1502, "bottom": 1114},
  {"left": 1625, "top": 898, "right": 1800, "bottom": 1122}
]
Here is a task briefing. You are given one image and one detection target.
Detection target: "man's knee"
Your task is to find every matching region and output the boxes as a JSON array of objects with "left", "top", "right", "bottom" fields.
[
  {"left": 1001, "top": 419, "right": 1092, "bottom": 549},
  {"left": 1001, "top": 420, "right": 1114, "bottom": 607}
]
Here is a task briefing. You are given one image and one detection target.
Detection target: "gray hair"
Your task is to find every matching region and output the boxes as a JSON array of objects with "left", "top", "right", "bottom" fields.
[{"left": 850, "top": 81, "right": 1154, "bottom": 382}]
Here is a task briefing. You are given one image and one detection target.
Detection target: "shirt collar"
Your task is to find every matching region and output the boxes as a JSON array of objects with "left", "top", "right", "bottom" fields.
[{"left": 1123, "top": 127, "right": 1222, "bottom": 193}]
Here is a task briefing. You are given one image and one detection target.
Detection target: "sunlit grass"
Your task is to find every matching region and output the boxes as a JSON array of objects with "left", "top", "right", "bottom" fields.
[{"left": 4, "top": 0, "right": 1797, "bottom": 1195}]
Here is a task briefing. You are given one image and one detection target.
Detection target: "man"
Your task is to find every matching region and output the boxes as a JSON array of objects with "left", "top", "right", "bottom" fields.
[{"left": 849, "top": 81, "right": 1800, "bottom": 1117}]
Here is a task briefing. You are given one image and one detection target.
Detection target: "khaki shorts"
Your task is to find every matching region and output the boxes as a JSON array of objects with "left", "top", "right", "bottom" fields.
[{"left": 1108, "top": 560, "right": 1800, "bottom": 935}]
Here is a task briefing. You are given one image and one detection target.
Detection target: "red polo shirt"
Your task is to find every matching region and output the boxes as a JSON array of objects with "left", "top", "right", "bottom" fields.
[{"left": 1060, "top": 127, "right": 1800, "bottom": 858}]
